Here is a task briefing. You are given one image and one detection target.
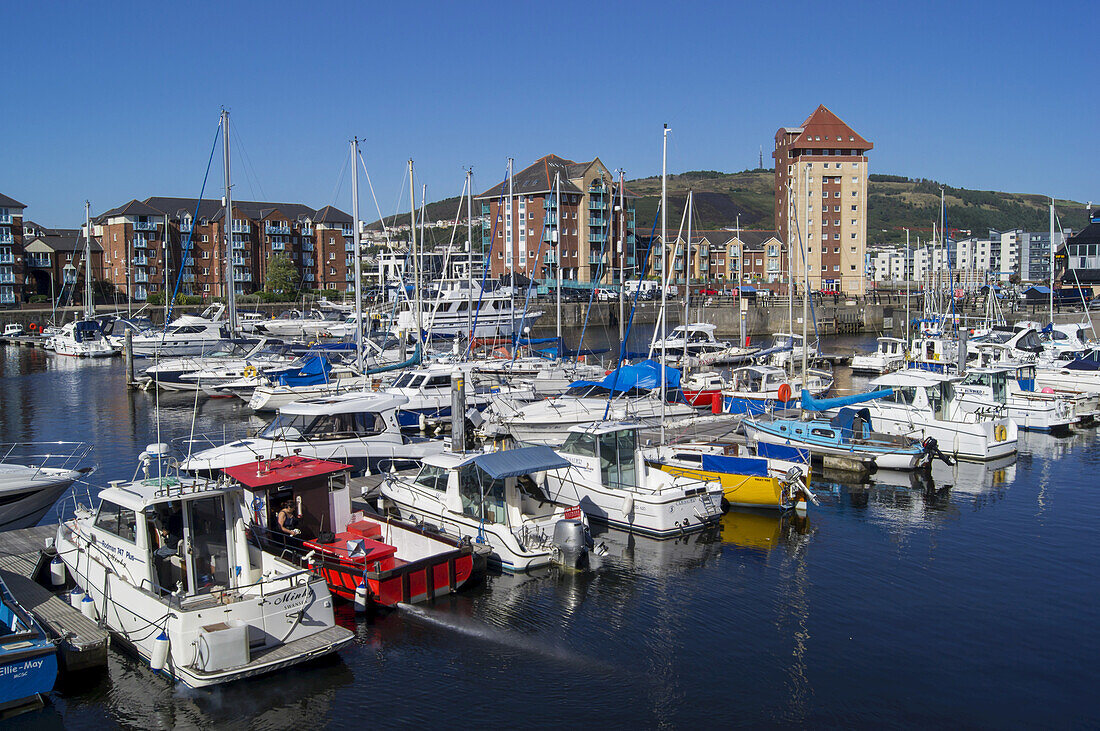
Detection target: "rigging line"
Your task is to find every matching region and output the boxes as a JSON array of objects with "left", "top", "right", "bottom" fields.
[
  {"left": 578, "top": 176, "right": 612, "bottom": 354},
  {"left": 603, "top": 204, "right": 661, "bottom": 420},
  {"left": 466, "top": 163, "right": 510, "bottom": 358},
  {"left": 166, "top": 124, "right": 222, "bottom": 327},
  {"left": 789, "top": 189, "right": 820, "bottom": 352},
  {"left": 230, "top": 122, "right": 265, "bottom": 203},
  {"left": 357, "top": 149, "right": 390, "bottom": 239},
  {"left": 511, "top": 185, "right": 550, "bottom": 362},
  {"left": 327, "top": 147, "right": 352, "bottom": 211},
  {"left": 424, "top": 179, "right": 469, "bottom": 342},
  {"left": 649, "top": 197, "right": 689, "bottom": 355}
]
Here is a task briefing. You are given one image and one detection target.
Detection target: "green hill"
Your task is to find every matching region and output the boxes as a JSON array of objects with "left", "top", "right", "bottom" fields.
[{"left": 369, "top": 170, "right": 1089, "bottom": 245}]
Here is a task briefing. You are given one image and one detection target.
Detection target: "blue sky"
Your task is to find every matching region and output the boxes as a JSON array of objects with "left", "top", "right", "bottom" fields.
[{"left": 3, "top": 1, "right": 1094, "bottom": 226}]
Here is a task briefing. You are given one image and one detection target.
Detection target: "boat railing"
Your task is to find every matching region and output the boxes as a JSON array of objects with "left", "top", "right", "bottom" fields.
[{"left": 0, "top": 441, "right": 94, "bottom": 478}]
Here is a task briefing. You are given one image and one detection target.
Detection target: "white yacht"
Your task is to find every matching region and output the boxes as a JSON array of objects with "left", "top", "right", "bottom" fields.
[
  {"left": 862, "top": 371, "right": 1018, "bottom": 461},
  {"left": 850, "top": 337, "right": 907, "bottom": 375},
  {"left": 761, "top": 332, "right": 815, "bottom": 368},
  {"left": 544, "top": 422, "right": 724, "bottom": 537},
  {"left": 130, "top": 321, "right": 229, "bottom": 358},
  {"left": 181, "top": 392, "right": 445, "bottom": 475},
  {"left": 395, "top": 278, "right": 543, "bottom": 338},
  {"left": 378, "top": 446, "right": 592, "bottom": 572},
  {"left": 141, "top": 340, "right": 291, "bottom": 391},
  {"left": 0, "top": 441, "right": 92, "bottom": 531},
  {"left": 51, "top": 320, "right": 118, "bottom": 358},
  {"left": 954, "top": 366, "right": 1074, "bottom": 432},
  {"left": 55, "top": 447, "right": 353, "bottom": 688},
  {"left": 722, "top": 364, "right": 833, "bottom": 415},
  {"left": 650, "top": 323, "right": 747, "bottom": 365}
]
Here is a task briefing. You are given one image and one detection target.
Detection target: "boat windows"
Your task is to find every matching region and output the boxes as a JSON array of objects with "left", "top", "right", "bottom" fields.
[
  {"left": 260, "top": 413, "right": 316, "bottom": 440},
  {"left": 810, "top": 428, "right": 835, "bottom": 438},
  {"left": 561, "top": 432, "right": 598, "bottom": 457},
  {"left": 458, "top": 465, "right": 507, "bottom": 524},
  {"left": 146, "top": 501, "right": 187, "bottom": 594},
  {"left": 962, "top": 373, "right": 992, "bottom": 387},
  {"left": 599, "top": 429, "right": 637, "bottom": 490},
  {"left": 887, "top": 387, "right": 916, "bottom": 405},
  {"left": 991, "top": 373, "right": 1007, "bottom": 403},
  {"left": 95, "top": 500, "right": 138, "bottom": 543},
  {"left": 424, "top": 375, "right": 451, "bottom": 389},
  {"left": 188, "top": 495, "right": 231, "bottom": 592},
  {"left": 414, "top": 464, "right": 450, "bottom": 492},
  {"left": 303, "top": 412, "right": 384, "bottom": 440}
]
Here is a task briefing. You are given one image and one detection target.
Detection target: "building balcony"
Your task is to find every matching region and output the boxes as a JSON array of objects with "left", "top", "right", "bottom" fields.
[
  {"left": 340, "top": 227, "right": 354, "bottom": 238},
  {"left": 0, "top": 288, "right": 15, "bottom": 304},
  {"left": 133, "top": 272, "right": 149, "bottom": 283},
  {"left": 0, "top": 214, "right": 12, "bottom": 225},
  {"left": 26, "top": 255, "right": 50, "bottom": 268},
  {"left": 132, "top": 256, "right": 149, "bottom": 266},
  {"left": 182, "top": 273, "right": 195, "bottom": 283},
  {"left": 345, "top": 243, "right": 356, "bottom": 252},
  {"left": 232, "top": 240, "right": 248, "bottom": 250},
  {"left": 589, "top": 217, "right": 606, "bottom": 227},
  {"left": 132, "top": 237, "right": 148, "bottom": 248},
  {"left": 543, "top": 199, "right": 556, "bottom": 210},
  {"left": 589, "top": 201, "right": 607, "bottom": 211},
  {"left": 179, "top": 220, "right": 193, "bottom": 232},
  {"left": 301, "top": 242, "right": 315, "bottom": 252},
  {"left": 345, "top": 257, "right": 356, "bottom": 266},
  {"left": 270, "top": 242, "right": 285, "bottom": 251},
  {"left": 133, "top": 287, "right": 148, "bottom": 301},
  {"left": 0, "top": 251, "right": 11, "bottom": 265},
  {"left": 543, "top": 253, "right": 558, "bottom": 265},
  {"left": 588, "top": 254, "right": 604, "bottom": 265},
  {"left": 0, "top": 270, "right": 15, "bottom": 284},
  {"left": 544, "top": 215, "right": 556, "bottom": 226},
  {"left": 0, "top": 232, "right": 13, "bottom": 245},
  {"left": 232, "top": 255, "right": 248, "bottom": 266},
  {"left": 345, "top": 272, "right": 354, "bottom": 281},
  {"left": 304, "top": 272, "right": 315, "bottom": 282},
  {"left": 133, "top": 221, "right": 157, "bottom": 231},
  {"left": 589, "top": 232, "right": 607, "bottom": 243},
  {"left": 302, "top": 256, "right": 314, "bottom": 266},
  {"left": 265, "top": 223, "right": 292, "bottom": 235},
  {"left": 231, "top": 222, "right": 251, "bottom": 234}
]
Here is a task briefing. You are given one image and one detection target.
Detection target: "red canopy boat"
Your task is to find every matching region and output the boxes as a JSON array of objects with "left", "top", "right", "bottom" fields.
[{"left": 225, "top": 456, "right": 474, "bottom": 609}]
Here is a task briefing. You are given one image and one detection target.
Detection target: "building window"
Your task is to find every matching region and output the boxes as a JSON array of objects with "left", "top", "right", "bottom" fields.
[
  {"left": 202, "top": 268, "right": 209, "bottom": 275},
  {"left": 851, "top": 205, "right": 857, "bottom": 211},
  {"left": 851, "top": 233, "right": 857, "bottom": 239},
  {"left": 835, "top": 192, "right": 841, "bottom": 198},
  {"left": 833, "top": 265, "right": 840, "bottom": 272},
  {"left": 834, "top": 234, "right": 840, "bottom": 240}
]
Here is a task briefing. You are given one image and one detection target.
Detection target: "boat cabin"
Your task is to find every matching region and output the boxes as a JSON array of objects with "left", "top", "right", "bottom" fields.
[
  {"left": 728, "top": 365, "right": 788, "bottom": 395},
  {"left": 870, "top": 372, "right": 963, "bottom": 420},
  {"left": 224, "top": 456, "right": 352, "bottom": 547},
  {"left": 557, "top": 422, "right": 641, "bottom": 491},
  {"left": 257, "top": 392, "right": 405, "bottom": 443},
  {"left": 875, "top": 337, "right": 906, "bottom": 358}
]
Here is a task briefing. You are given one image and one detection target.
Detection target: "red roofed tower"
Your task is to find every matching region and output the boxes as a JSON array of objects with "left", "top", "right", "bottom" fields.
[{"left": 773, "top": 106, "right": 873, "bottom": 294}]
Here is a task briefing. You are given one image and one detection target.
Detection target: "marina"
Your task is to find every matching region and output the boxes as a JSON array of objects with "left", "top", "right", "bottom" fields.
[{"left": 0, "top": 327, "right": 1097, "bottom": 726}]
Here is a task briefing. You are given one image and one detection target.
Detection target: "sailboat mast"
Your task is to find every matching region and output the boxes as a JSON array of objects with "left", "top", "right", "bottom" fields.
[
  {"left": 660, "top": 124, "right": 669, "bottom": 444},
  {"left": 351, "top": 137, "right": 364, "bottom": 372},
  {"left": 801, "top": 164, "right": 809, "bottom": 379},
  {"left": 904, "top": 228, "right": 910, "bottom": 347},
  {"left": 465, "top": 168, "right": 473, "bottom": 348},
  {"left": 408, "top": 159, "right": 422, "bottom": 348},
  {"left": 221, "top": 109, "right": 238, "bottom": 336},
  {"left": 736, "top": 214, "right": 743, "bottom": 347},
  {"left": 618, "top": 169, "right": 625, "bottom": 344},
  {"left": 786, "top": 183, "right": 794, "bottom": 378},
  {"left": 84, "top": 201, "right": 93, "bottom": 319},
  {"left": 163, "top": 212, "right": 169, "bottom": 325},
  {"left": 555, "top": 171, "right": 562, "bottom": 351},
  {"left": 1049, "top": 199, "right": 1055, "bottom": 325},
  {"left": 683, "top": 189, "right": 692, "bottom": 363}
]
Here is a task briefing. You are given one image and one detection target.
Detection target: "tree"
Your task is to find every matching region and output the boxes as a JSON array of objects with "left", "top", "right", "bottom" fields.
[{"left": 264, "top": 254, "right": 299, "bottom": 295}]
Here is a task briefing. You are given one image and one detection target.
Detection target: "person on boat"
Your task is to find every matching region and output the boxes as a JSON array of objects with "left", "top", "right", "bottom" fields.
[{"left": 277, "top": 501, "right": 302, "bottom": 538}]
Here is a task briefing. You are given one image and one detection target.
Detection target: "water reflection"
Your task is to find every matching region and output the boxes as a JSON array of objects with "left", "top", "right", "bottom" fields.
[{"left": 720, "top": 509, "right": 813, "bottom": 557}]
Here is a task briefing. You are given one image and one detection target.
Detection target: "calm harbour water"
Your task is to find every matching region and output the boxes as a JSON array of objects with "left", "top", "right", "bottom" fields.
[{"left": 2, "top": 334, "right": 1097, "bottom": 729}]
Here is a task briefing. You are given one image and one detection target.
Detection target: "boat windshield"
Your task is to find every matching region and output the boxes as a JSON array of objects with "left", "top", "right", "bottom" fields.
[
  {"left": 393, "top": 373, "right": 425, "bottom": 389},
  {"left": 414, "top": 463, "right": 450, "bottom": 491},
  {"left": 457, "top": 465, "right": 507, "bottom": 524},
  {"left": 260, "top": 412, "right": 385, "bottom": 441}
]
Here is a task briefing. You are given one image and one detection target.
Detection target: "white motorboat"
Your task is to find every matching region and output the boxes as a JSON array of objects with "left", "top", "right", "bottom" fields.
[
  {"left": 396, "top": 278, "right": 543, "bottom": 338},
  {"left": 384, "top": 363, "right": 535, "bottom": 432},
  {"left": 862, "top": 371, "right": 1018, "bottom": 461},
  {"left": 378, "top": 445, "right": 593, "bottom": 572},
  {"left": 954, "top": 366, "right": 1075, "bottom": 432},
  {"left": 0, "top": 441, "right": 93, "bottom": 530},
  {"left": 722, "top": 364, "right": 833, "bottom": 415},
  {"left": 650, "top": 323, "right": 736, "bottom": 364},
  {"left": 51, "top": 320, "right": 118, "bottom": 358},
  {"left": 544, "top": 422, "right": 724, "bottom": 537},
  {"left": 55, "top": 446, "right": 353, "bottom": 688},
  {"left": 471, "top": 357, "right": 604, "bottom": 398},
  {"left": 760, "top": 332, "right": 815, "bottom": 368},
  {"left": 3, "top": 322, "right": 24, "bottom": 337},
  {"left": 181, "top": 392, "right": 445, "bottom": 475},
  {"left": 141, "top": 340, "right": 290, "bottom": 391},
  {"left": 850, "top": 337, "right": 907, "bottom": 375},
  {"left": 130, "top": 321, "right": 229, "bottom": 358}
]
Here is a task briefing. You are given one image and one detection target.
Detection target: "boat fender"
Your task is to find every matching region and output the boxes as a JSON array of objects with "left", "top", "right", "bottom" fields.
[
  {"left": 354, "top": 581, "right": 369, "bottom": 613},
  {"left": 150, "top": 632, "right": 170, "bottom": 672},
  {"left": 80, "top": 593, "right": 97, "bottom": 621},
  {"left": 50, "top": 556, "right": 67, "bottom": 586},
  {"left": 777, "top": 383, "right": 792, "bottom": 403},
  {"left": 69, "top": 587, "right": 84, "bottom": 608},
  {"left": 419, "top": 414, "right": 428, "bottom": 431},
  {"left": 622, "top": 494, "right": 634, "bottom": 517}
]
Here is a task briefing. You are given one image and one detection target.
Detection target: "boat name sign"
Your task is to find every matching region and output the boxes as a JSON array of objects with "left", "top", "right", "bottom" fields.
[
  {"left": 564, "top": 505, "right": 582, "bottom": 520},
  {"left": 0, "top": 658, "right": 48, "bottom": 678},
  {"left": 271, "top": 586, "right": 314, "bottom": 612}
]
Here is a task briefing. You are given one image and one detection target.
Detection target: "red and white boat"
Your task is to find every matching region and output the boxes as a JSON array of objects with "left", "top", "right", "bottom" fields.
[
  {"left": 225, "top": 456, "right": 474, "bottom": 609},
  {"left": 680, "top": 371, "right": 727, "bottom": 408}
]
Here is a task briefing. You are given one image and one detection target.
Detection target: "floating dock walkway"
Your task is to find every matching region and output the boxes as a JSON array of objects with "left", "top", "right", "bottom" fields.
[{"left": 0, "top": 525, "right": 110, "bottom": 675}]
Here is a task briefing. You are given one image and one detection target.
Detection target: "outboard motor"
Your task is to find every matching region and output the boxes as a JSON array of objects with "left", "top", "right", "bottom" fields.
[
  {"left": 552, "top": 519, "right": 589, "bottom": 569},
  {"left": 922, "top": 436, "right": 955, "bottom": 466}
]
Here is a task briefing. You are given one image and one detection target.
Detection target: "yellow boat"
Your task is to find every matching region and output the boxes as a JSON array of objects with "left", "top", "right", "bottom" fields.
[{"left": 644, "top": 442, "right": 813, "bottom": 511}]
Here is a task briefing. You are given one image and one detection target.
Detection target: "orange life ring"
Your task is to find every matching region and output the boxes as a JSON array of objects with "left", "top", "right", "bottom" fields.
[
  {"left": 28, "top": 323, "right": 38, "bottom": 332},
  {"left": 777, "top": 383, "right": 792, "bottom": 403}
]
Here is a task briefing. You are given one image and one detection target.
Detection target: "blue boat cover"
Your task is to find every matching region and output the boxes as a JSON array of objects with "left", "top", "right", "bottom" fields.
[
  {"left": 569, "top": 359, "right": 681, "bottom": 393},
  {"left": 473, "top": 446, "right": 571, "bottom": 479},
  {"left": 829, "top": 407, "right": 873, "bottom": 437},
  {"left": 276, "top": 355, "right": 332, "bottom": 386},
  {"left": 1065, "top": 349, "right": 1100, "bottom": 371},
  {"left": 700, "top": 453, "right": 768, "bottom": 477},
  {"left": 801, "top": 388, "right": 893, "bottom": 411},
  {"left": 755, "top": 442, "right": 810, "bottom": 464}
]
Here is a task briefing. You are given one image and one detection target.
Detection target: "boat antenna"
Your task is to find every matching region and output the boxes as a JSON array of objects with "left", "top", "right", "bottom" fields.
[{"left": 660, "top": 123, "right": 670, "bottom": 445}]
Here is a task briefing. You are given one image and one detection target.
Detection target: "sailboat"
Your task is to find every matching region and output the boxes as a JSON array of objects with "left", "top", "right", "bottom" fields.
[{"left": 51, "top": 202, "right": 118, "bottom": 357}]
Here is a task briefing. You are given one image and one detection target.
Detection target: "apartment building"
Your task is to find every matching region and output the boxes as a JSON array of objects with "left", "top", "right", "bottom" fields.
[
  {"left": 0, "top": 194, "right": 26, "bottom": 305},
  {"left": 1019, "top": 228, "right": 1070, "bottom": 283},
  {"left": 94, "top": 197, "right": 356, "bottom": 300},
  {"left": 774, "top": 105, "right": 873, "bottom": 295},
  {"left": 648, "top": 230, "right": 784, "bottom": 285},
  {"left": 21, "top": 222, "right": 104, "bottom": 304},
  {"left": 475, "top": 155, "right": 638, "bottom": 287},
  {"left": 1059, "top": 207, "right": 1100, "bottom": 286}
]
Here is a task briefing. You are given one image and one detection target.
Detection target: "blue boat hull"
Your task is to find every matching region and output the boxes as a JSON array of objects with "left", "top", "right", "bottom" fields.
[
  {"left": 723, "top": 396, "right": 797, "bottom": 415},
  {"left": 0, "top": 646, "right": 57, "bottom": 712}
]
